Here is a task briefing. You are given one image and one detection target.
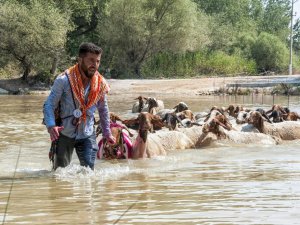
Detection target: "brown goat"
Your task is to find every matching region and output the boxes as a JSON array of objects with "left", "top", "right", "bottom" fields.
[
  {"left": 135, "top": 96, "right": 148, "bottom": 113},
  {"left": 122, "top": 117, "right": 140, "bottom": 130},
  {"left": 123, "top": 112, "right": 164, "bottom": 132},
  {"left": 226, "top": 105, "right": 244, "bottom": 118},
  {"left": 246, "top": 111, "right": 265, "bottom": 133},
  {"left": 283, "top": 112, "right": 300, "bottom": 121},
  {"left": 101, "top": 126, "right": 124, "bottom": 159},
  {"left": 266, "top": 104, "right": 287, "bottom": 123},
  {"left": 96, "top": 112, "right": 134, "bottom": 137},
  {"left": 173, "top": 102, "right": 189, "bottom": 113},
  {"left": 247, "top": 111, "right": 300, "bottom": 140},
  {"left": 177, "top": 109, "right": 194, "bottom": 121},
  {"left": 109, "top": 112, "right": 124, "bottom": 123},
  {"left": 202, "top": 114, "right": 232, "bottom": 138},
  {"left": 132, "top": 112, "right": 165, "bottom": 158},
  {"left": 95, "top": 112, "right": 124, "bottom": 126},
  {"left": 145, "top": 97, "right": 159, "bottom": 114},
  {"left": 226, "top": 104, "right": 235, "bottom": 117}
]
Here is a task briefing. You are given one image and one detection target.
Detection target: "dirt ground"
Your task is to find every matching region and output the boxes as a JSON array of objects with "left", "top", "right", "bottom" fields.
[
  {"left": 106, "top": 75, "right": 294, "bottom": 96},
  {"left": 1, "top": 75, "right": 299, "bottom": 95},
  {"left": 0, "top": 76, "right": 232, "bottom": 95},
  {"left": 108, "top": 77, "right": 237, "bottom": 96}
]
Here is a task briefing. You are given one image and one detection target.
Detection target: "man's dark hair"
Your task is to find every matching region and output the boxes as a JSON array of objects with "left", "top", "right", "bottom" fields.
[{"left": 78, "top": 42, "right": 103, "bottom": 57}]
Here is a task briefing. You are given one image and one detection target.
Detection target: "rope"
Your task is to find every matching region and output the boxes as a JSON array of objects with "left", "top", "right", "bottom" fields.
[
  {"left": 113, "top": 201, "right": 137, "bottom": 224},
  {"left": 2, "top": 145, "right": 22, "bottom": 225}
]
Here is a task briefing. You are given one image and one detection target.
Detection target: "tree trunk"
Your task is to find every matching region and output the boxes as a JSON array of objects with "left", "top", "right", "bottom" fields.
[
  {"left": 20, "top": 56, "right": 32, "bottom": 82},
  {"left": 22, "top": 63, "right": 31, "bottom": 82},
  {"left": 135, "top": 64, "right": 142, "bottom": 78},
  {"left": 50, "top": 56, "right": 58, "bottom": 75}
]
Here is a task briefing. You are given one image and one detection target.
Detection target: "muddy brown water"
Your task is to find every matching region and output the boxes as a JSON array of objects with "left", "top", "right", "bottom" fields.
[{"left": 1, "top": 94, "right": 300, "bottom": 224}]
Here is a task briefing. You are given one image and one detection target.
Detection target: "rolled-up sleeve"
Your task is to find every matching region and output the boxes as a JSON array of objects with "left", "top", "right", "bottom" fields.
[
  {"left": 43, "top": 77, "right": 64, "bottom": 128},
  {"left": 97, "top": 95, "right": 112, "bottom": 138}
]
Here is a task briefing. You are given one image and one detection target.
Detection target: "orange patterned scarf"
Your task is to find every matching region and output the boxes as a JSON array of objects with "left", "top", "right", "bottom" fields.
[{"left": 67, "top": 64, "right": 110, "bottom": 122}]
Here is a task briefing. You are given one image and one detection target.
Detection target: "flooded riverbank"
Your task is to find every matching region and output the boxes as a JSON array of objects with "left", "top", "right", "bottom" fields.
[{"left": 0, "top": 92, "right": 300, "bottom": 224}]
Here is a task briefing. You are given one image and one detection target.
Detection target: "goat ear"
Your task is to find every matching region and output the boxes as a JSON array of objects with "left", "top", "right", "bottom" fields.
[
  {"left": 224, "top": 118, "right": 232, "bottom": 130},
  {"left": 151, "top": 116, "right": 164, "bottom": 128},
  {"left": 255, "top": 113, "right": 264, "bottom": 129},
  {"left": 115, "top": 115, "right": 123, "bottom": 121},
  {"left": 204, "top": 113, "right": 211, "bottom": 122},
  {"left": 149, "top": 114, "right": 155, "bottom": 121},
  {"left": 150, "top": 114, "right": 157, "bottom": 122},
  {"left": 161, "top": 113, "right": 167, "bottom": 122},
  {"left": 134, "top": 117, "right": 140, "bottom": 124}
]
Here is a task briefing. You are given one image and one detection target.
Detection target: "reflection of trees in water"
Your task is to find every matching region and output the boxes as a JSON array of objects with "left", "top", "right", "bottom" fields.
[{"left": 217, "top": 94, "right": 299, "bottom": 110}]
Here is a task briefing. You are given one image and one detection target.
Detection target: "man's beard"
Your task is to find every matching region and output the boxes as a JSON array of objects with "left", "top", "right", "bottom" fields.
[{"left": 81, "top": 64, "right": 95, "bottom": 79}]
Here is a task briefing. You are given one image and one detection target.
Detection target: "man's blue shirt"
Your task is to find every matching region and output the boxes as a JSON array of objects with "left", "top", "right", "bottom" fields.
[{"left": 43, "top": 72, "right": 111, "bottom": 139}]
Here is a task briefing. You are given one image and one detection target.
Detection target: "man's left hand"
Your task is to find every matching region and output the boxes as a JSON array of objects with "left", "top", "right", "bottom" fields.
[{"left": 106, "top": 135, "right": 116, "bottom": 145}]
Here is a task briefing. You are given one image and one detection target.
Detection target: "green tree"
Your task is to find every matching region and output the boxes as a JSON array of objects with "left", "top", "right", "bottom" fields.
[
  {"left": 194, "top": 0, "right": 255, "bottom": 26},
  {"left": 231, "top": 32, "right": 257, "bottom": 59},
  {"left": 259, "top": 0, "right": 290, "bottom": 41},
  {"left": 100, "top": 0, "right": 210, "bottom": 77},
  {"left": 0, "top": 1, "right": 71, "bottom": 81},
  {"left": 251, "top": 32, "right": 289, "bottom": 72},
  {"left": 52, "top": 0, "right": 109, "bottom": 57},
  {"left": 194, "top": 0, "right": 262, "bottom": 52},
  {"left": 293, "top": 18, "right": 300, "bottom": 53}
]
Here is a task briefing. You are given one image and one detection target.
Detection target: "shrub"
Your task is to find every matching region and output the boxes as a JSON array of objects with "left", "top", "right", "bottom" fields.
[
  {"left": 0, "top": 62, "right": 21, "bottom": 79},
  {"left": 142, "top": 51, "right": 257, "bottom": 78},
  {"left": 33, "top": 70, "right": 55, "bottom": 85},
  {"left": 251, "top": 32, "right": 289, "bottom": 72},
  {"left": 201, "top": 51, "right": 257, "bottom": 75}
]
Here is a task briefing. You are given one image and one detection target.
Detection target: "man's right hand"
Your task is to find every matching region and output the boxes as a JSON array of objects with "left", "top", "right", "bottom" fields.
[{"left": 47, "top": 126, "right": 64, "bottom": 141}]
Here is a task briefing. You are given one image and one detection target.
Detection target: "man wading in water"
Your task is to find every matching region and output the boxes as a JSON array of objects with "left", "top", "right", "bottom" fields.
[{"left": 43, "top": 42, "right": 115, "bottom": 170}]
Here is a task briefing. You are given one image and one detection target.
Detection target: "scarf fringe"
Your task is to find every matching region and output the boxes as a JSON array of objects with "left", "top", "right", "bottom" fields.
[{"left": 67, "top": 64, "right": 110, "bottom": 122}]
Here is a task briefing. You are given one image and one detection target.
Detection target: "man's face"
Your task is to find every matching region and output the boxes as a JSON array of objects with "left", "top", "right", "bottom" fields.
[{"left": 79, "top": 52, "right": 101, "bottom": 78}]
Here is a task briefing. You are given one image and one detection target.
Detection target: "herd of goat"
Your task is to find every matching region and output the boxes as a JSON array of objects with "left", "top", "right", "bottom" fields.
[{"left": 97, "top": 95, "right": 300, "bottom": 159}]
